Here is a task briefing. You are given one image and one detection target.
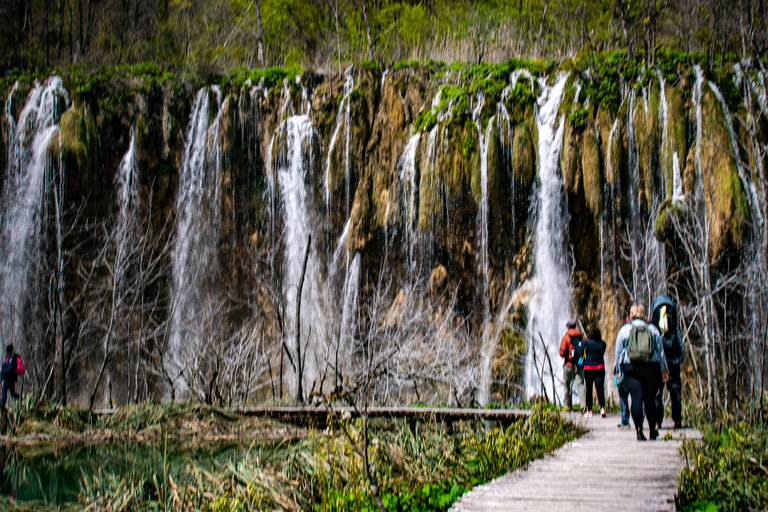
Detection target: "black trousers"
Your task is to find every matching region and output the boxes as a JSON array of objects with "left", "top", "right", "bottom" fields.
[
  {"left": 623, "top": 362, "right": 662, "bottom": 432},
  {"left": 584, "top": 368, "right": 605, "bottom": 410},
  {"left": 655, "top": 363, "right": 682, "bottom": 426}
]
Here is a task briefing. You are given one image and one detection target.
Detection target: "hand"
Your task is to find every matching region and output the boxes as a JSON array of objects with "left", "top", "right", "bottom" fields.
[{"left": 662, "top": 370, "right": 669, "bottom": 383}]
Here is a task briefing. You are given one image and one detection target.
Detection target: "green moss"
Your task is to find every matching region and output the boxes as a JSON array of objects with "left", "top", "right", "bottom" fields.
[
  {"left": 512, "top": 119, "right": 536, "bottom": 189},
  {"left": 561, "top": 122, "right": 581, "bottom": 195},
  {"left": 567, "top": 107, "right": 589, "bottom": 131},
  {"left": 581, "top": 125, "right": 602, "bottom": 218},
  {"left": 663, "top": 86, "right": 688, "bottom": 198},
  {"left": 60, "top": 104, "right": 97, "bottom": 173},
  {"left": 698, "top": 88, "right": 752, "bottom": 255}
]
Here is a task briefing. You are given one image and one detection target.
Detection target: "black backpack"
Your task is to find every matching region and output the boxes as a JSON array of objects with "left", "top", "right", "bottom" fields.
[
  {"left": 652, "top": 295, "right": 682, "bottom": 361},
  {"left": 569, "top": 334, "right": 586, "bottom": 366},
  {"left": 0, "top": 355, "right": 16, "bottom": 380}
]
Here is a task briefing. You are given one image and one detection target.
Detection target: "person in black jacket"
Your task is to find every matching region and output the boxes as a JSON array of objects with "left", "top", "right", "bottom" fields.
[
  {"left": 1, "top": 345, "right": 20, "bottom": 408},
  {"left": 583, "top": 326, "right": 607, "bottom": 417}
]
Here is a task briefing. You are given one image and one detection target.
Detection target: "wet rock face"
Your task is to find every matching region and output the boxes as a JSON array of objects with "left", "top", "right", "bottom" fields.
[{"left": 1, "top": 62, "right": 764, "bottom": 405}]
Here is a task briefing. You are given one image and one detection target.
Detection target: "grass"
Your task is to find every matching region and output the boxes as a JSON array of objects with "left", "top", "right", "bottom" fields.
[
  {"left": 677, "top": 403, "right": 768, "bottom": 512},
  {"left": 0, "top": 405, "right": 581, "bottom": 511}
]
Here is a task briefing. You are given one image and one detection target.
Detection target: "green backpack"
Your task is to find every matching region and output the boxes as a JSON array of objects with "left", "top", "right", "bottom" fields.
[{"left": 626, "top": 324, "right": 655, "bottom": 363}]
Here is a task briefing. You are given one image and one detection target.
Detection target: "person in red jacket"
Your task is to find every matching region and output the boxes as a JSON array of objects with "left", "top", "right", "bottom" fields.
[{"left": 559, "top": 320, "right": 586, "bottom": 410}]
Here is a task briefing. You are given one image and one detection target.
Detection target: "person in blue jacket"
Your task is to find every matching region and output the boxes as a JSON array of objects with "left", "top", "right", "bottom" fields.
[{"left": 614, "top": 304, "right": 669, "bottom": 441}]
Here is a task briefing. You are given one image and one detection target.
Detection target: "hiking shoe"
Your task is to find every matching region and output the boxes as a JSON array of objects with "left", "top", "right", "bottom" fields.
[
  {"left": 618, "top": 423, "right": 631, "bottom": 430},
  {"left": 650, "top": 429, "right": 659, "bottom": 440},
  {"left": 636, "top": 428, "right": 646, "bottom": 441},
  {"left": 600, "top": 408, "right": 606, "bottom": 418}
]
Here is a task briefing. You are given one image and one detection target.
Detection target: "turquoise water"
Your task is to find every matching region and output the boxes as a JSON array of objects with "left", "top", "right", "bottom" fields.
[{"left": 0, "top": 439, "right": 262, "bottom": 505}]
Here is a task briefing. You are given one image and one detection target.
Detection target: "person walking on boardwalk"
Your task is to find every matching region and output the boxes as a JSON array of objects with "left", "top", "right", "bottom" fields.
[
  {"left": 616, "top": 316, "right": 632, "bottom": 429},
  {"left": 1, "top": 344, "right": 24, "bottom": 408},
  {"left": 613, "top": 304, "right": 669, "bottom": 441},
  {"left": 651, "top": 294, "right": 685, "bottom": 429},
  {"left": 583, "top": 325, "right": 607, "bottom": 418},
  {"left": 559, "top": 320, "right": 586, "bottom": 411}
]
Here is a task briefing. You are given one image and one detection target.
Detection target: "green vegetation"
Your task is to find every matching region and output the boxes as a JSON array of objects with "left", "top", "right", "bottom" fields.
[
  {"left": 678, "top": 404, "right": 768, "bottom": 512},
  {"left": 2, "top": 405, "right": 580, "bottom": 511}
]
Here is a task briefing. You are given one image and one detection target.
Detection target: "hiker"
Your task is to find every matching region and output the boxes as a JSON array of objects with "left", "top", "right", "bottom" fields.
[
  {"left": 613, "top": 304, "right": 669, "bottom": 441},
  {"left": 1, "top": 344, "right": 24, "bottom": 408},
  {"left": 559, "top": 319, "right": 586, "bottom": 411},
  {"left": 616, "top": 316, "right": 632, "bottom": 429},
  {"left": 583, "top": 325, "right": 606, "bottom": 418},
  {"left": 651, "top": 294, "right": 685, "bottom": 429}
]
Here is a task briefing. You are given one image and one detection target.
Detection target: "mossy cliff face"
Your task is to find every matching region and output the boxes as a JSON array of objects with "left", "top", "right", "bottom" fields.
[{"left": 2, "top": 61, "right": 765, "bottom": 405}]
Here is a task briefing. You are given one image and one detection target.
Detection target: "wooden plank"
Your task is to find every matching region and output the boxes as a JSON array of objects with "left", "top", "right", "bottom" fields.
[
  {"left": 450, "top": 413, "right": 698, "bottom": 512},
  {"left": 93, "top": 406, "right": 531, "bottom": 428}
]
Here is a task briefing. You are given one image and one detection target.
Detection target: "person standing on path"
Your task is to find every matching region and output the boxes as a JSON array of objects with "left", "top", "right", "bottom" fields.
[
  {"left": 616, "top": 316, "right": 632, "bottom": 429},
  {"left": 651, "top": 294, "right": 685, "bottom": 429},
  {"left": 613, "top": 304, "right": 669, "bottom": 441},
  {"left": 559, "top": 320, "right": 586, "bottom": 411},
  {"left": 583, "top": 325, "right": 606, "bottom": 417},
  {"left": 1, "top": 344, "right": 23, "bottom": 408}
]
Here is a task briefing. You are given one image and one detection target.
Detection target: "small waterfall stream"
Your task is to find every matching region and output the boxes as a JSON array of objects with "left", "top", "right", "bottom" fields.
[
  {"left": 0, "top": 77, "right": 68, "bottom": 350},
  {"left": 399, "top": 134, "right": 420, "bottom": 273},
  {"left": 113, "top": 125, "right": 139, "bottom": 286},
  {"left": 275, "top": 115, "right": 318, "bottom": 397},
  {"left": 526, "top": 73, "right": 571, "bottom": 402},
  {"left": 169, "top": 86, "right": 225, "bottom": 393}
]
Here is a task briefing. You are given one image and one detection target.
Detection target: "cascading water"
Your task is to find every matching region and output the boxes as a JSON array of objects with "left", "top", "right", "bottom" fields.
[
  {"left": 113, "top": 125, "right": 139, "bottom": 286},
  {"left": 275, "top": 115, "right": 319, "bottom": 397},
  {"left": 399, "top": 134, "right": 420, "bottom": 273},
  {"left": 0, "top": 77, "right": 68, "bottom": 350},
  {"left": 472, "top": 92, "right": 498, "bottom": 405},
  {"left": 526, "top": 73, "right": 571, "bottom": 402},
  {"left": 626, "top": 87, "right": 640, "bottom": 217},
  {"left": 168, "top": 86, "right": 225, "bottom": 394},
  {"left": 707, "top": 81, "right": 764, "bottom": 228},
  {"left": 324, "top": 67, "right": 354, "bottom": 213}
]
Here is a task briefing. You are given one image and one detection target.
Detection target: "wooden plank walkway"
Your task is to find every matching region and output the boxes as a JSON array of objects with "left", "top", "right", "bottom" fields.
[
  {"left": 450, "top": 413, "right": 699, "bottom": 512},
  {"left": 92, "top": 406, "right": 530, "bottom": 428}
]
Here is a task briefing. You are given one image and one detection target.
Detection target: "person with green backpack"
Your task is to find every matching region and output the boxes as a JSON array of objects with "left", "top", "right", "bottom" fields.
[{"left": 613, "top": 304, "right": 669, "bottom": 441}]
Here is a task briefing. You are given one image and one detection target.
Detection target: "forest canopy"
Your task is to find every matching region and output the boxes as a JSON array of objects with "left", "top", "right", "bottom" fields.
[{"left": 1, "top": 0, "right": 767, "bottom": 78}]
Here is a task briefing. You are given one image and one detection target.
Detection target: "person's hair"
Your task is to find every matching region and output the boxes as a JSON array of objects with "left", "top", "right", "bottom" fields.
[
  {"left": 566, "top": 319, "right": 577, "bottom": 329},
  {"left": 5, "top": 345, "right": 12, "bottom": 355},
  {"left": 629, "top": 303, "right": 646, "bottom": 320},
  {"left": 586, "top": 325, "right": 601, "bottom": 341}
]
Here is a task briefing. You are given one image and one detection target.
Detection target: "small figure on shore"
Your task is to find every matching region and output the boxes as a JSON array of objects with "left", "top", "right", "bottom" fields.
[
  {"left": 1, "top": 344, "right": 24, "bottom": 408},
  {"left": 651, "top": 294, "right": 685, "bottom": 429},
  {"left": 613, "top": 304, "right": 669, "bottom": 441},
  {"left": 559, "top": 319, "right": 586, "bottom": 411},
  {"left": 583, "top": 325, "right": 606, "bottom": 418}
]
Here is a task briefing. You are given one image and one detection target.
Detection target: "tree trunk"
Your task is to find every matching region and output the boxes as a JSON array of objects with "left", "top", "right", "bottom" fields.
[
  {"left": 254, "top": 0, "right": 265, "bottom": 66},
  {"left": 295, "top": 234, "right": 311, "bottom": 403},
  {"left": 536, "top": 0, "right": 549, "bottom": 57},
  {"left": 362, "top": 0, "right": 374, "bottom": 62}
]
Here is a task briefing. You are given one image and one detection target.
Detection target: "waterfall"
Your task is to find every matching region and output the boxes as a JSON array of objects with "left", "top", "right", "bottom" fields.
[
  {"left": 399, "top": 134, "right": 420, "bottom": 272},
  {"left": 526, "top": 73, "right": 571, "bottom": 402},
  {"left": 0, "top": 77, "right": 68, "bottom": 350},
  {"left": 324, "top": 67, "right": 354, "bottom": 213},
  {"left": 168, "top": 86, "right": 225, "bottom": 393},
  {"left": 707, "top": 81, "right": 764, "bottom": 229},
  {"left": 337, "top": 252, "right": 361, "bottom": 369},
  {"left": 275, "top": 114, "right": 318, "bottom": 397},
  {"left": 472, "top": 92, "right": 499, "bottom": 405},
  {"left": 113, "top": 125, "right": 139, "bottom": 287},
  {"left": 626, "top": 88, "right": 640, "bottom": 217}
]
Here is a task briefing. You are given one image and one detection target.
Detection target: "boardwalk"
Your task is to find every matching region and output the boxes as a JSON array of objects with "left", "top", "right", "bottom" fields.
[{"left": 451, "top": 414, "right": 698, "bottom": 512}]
